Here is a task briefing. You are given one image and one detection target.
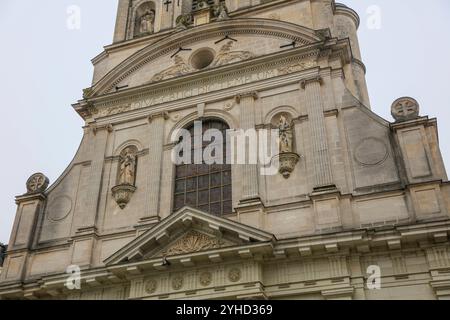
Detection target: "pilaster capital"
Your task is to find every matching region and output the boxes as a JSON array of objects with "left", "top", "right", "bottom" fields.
[
  {"left": 300, "top": 76, "right": 323, "bottom": 90},
  {"left": 91, "top": 123, "right": 114, "bottom": 135},
  {"left": 235, "top": 91, "right": 259, "bottom": 104},
  {"left": 148, "top": 111, "right": 170, "bottom": 123}
]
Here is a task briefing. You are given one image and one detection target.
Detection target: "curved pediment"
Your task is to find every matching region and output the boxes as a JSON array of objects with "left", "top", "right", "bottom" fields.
[{"left": 89, "top": 19, "right": 326, "bottom": 97}]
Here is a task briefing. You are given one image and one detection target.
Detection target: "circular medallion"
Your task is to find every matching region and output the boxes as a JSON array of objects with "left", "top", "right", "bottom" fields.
[
  {"left": 354, "top": 138, "right": 388, "bottom": 166},
  {"left": 26, "top": 173, "right": 49, "bottom": 194},
  {"left": 172, "top": 275, "right": 184, "bottom": 291},
  {"left": 228, "top": 268, "right": 242, "bottom": 283},
  {"left": 391, "top": 97, "right": 420, "bottom": 122},
  {"left": 199, "top": 272, "right": 212, "bottom": 287},
  {"left": 145, "top": 279, "right": 158, "bottom": 294},
  {"left": 47, "top": 195, "right": 73, "bottom": 222}
]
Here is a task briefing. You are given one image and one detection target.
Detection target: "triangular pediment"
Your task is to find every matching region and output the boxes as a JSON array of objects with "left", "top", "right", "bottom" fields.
[{"left": 104, "top": 207, "right": 276, "bottom": 266}]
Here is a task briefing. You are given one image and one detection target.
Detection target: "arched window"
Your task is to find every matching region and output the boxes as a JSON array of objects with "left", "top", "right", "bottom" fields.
[{"left": 173, "top": 119, "right": 232, "bottom": 216}]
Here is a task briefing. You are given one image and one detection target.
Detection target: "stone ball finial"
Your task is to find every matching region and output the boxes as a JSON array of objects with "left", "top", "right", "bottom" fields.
[
  {"left": 391, "top": 97, "right": 420, "bottom": 122},
  {"left": 26, "top": 173, "right": 49, "bottom": 194}
]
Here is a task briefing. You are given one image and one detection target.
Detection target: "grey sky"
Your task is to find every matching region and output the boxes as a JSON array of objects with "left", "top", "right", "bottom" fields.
[{"left": 1, "top": 1, "right": 449, "bottom": 243}]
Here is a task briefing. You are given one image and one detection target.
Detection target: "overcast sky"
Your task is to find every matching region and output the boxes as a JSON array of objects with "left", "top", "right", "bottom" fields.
[{"left": 1, "top": 1, "right": 449, "bottom": 243}]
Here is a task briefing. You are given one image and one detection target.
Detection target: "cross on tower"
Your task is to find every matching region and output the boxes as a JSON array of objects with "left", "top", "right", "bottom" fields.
[{"left": 163, "top": 0, "right": 173, "bottom": 12}]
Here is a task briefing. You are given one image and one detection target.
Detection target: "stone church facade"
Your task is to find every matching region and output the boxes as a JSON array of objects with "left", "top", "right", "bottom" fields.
[{"left": 1, "top": 0, "right": 450, "bottom": 300}]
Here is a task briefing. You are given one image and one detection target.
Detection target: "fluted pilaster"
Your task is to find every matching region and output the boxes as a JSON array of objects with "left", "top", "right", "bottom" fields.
[
  {"left": 301, "top": 77, "right": 335, "bottom": 190},
  {"left": 237, "top": 91, "right": 260, "bottom": 202},
  {"left": 81, "top": 126, "right": 110, "bottom": 229},
  {"left": 143, "top": 113, "right": 167, "bottom": 220}
]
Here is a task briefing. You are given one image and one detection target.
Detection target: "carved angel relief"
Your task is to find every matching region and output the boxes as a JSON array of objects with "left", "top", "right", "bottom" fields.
[
  {"left": 162, "top": 231, "right": 228, "bottom": 257},
  {"left": 151, "top": 56, "right": 194, "bottom": 82},
  {"left": 210, "top": 41, "right": 255, "bottom": 67},
  {"left": 150, "top": 42, "right": 255, "bottom": 83}
]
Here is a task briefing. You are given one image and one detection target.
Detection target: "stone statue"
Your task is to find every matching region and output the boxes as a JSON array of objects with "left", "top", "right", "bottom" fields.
[
  {"left": 119, "top": 148, "right": 137, "bottom": 186},
  {"left": 176, "top": 13, "right": 193, "bottom": 29},
  {"left": 139, "top": 10, "right": 155, "bottom": 34},
  {"left": 278, "top": 114, "right": 293, "bottom": 153},
  {"left": 214, "top": 1, "right": 229, "bottom": 20}
]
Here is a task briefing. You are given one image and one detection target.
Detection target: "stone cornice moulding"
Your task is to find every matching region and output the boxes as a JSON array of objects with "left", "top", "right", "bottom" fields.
[
  {"left": 88, "top": 67, "right": 321, "bottom": 128},
  {"left": 3, "top": 219, "right": 450, "bottom": 299},
  {"left": 75, "top": 40, "right": 351, "bottom": 122}
]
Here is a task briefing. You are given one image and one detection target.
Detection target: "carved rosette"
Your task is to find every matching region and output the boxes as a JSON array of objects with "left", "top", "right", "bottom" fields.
[
  {"left": 228, "top": 268, "right": 242, "bottom": 283},
  {"left": 111, "top": 185, "right": 137, "bottom": 209},
  {"left": 274, "top": 152, "right": 300, "bottom": 179},
  {"left": 26, "top": 173, "right": 49, "bottom": 194},
  {"left": 199, "top": 272, "right": 213, "bottom": 287},
  {"left": 144, "top": 279, "right": 158, "bottom": 294},
  {"left": 172, "top": 275, "right": 184, "bottom": 291}
]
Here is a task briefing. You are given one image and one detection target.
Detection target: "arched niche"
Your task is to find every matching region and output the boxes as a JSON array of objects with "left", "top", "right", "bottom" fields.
[{"left": 130, "top": 1, "right": 157, "bottom": 39}]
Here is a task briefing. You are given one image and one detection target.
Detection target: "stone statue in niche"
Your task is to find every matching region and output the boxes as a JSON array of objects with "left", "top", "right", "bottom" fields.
[
  {"left": 112, "top": 146, "right": 138, "bottom": 209},
  {"left": 119, "top": 147, "right": 137, "bottom": 186},
  {"left": 213, "top": 1, "right": 229, "bottom": 20},
  {"left": 139, "top": 10, "right": 155, "bottom": 34},
  {"left": 278, "top": 114, "right": 293, "bottom": 153},
  {"left": 271, "top": 113, "right": 300, "bottom": 179}
]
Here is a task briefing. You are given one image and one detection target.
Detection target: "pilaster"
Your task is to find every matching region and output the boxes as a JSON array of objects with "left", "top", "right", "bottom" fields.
[
  {"left": 236, "top": 91, "right": 261, "bottom": 204},
  {"left": 79, "top": 126, "right": 109, "bottom": 230},
  {"left": 140, "top": 112, "right": 167, "bottom": 224},
  {"left": 301, "top": 77, "right": 336, "bottom": 192},
  {"left": 1, "top": 192, "right": 46, "bottom": 282}
]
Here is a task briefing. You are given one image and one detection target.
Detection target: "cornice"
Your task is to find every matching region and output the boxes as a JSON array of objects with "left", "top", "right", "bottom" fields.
[
  {"left": 2, "top": 219, "right": 449, "bottom": 299},
  {"left": 75, "top": 39, "right": 352, "bottom": 121}
]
